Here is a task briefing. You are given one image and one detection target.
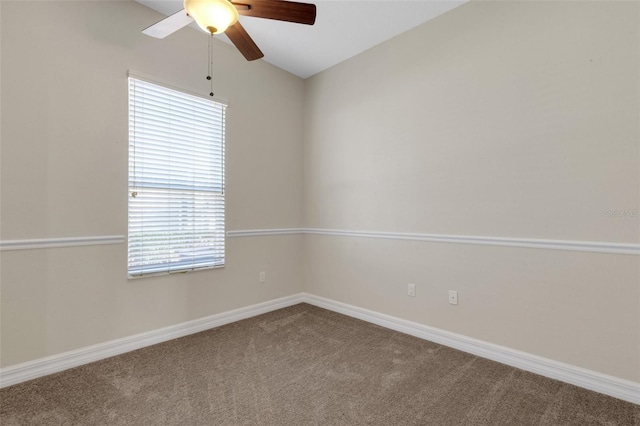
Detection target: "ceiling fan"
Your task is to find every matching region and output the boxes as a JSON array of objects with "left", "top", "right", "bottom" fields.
[{"left": 143, "top": 0, "right": 317, "bottom": 61}]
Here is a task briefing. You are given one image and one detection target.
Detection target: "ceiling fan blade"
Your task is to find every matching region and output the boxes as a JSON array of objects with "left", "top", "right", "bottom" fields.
[
  {"left": 232, "top": 0, "right": 316, "bottom": 25},
  {"left": 142, "top": 9, "right": 193, "bottom": 39},
  {"left": 225, "top": 21, "right": 264, "bottom": 61}
]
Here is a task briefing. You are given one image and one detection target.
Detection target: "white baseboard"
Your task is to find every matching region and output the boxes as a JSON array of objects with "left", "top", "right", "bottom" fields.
[
  {"left": 0, "top": 294, "right": 305, "bottom": 389},
  {"left": 1, "top": 292, "right": 638, "bottom": 405},
  {"left": 301, "top": 293, "right": 640, "bottom": 405}
]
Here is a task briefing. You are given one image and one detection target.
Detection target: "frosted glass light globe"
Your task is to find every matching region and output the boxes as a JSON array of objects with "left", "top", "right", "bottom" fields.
[{"left": 184, "top": 0, "right": 239, "bottom": 34}]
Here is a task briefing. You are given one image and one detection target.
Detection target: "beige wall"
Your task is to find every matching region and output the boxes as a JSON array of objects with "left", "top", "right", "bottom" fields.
[
  {"left": 0, "top": 0, "right": 304, "bottom": 367},
  {"left": 303, "top": 1, "right": 640, "bottom": 382},
  {"left": 1, "top": 0, "right": 639, "bottom": 386}
]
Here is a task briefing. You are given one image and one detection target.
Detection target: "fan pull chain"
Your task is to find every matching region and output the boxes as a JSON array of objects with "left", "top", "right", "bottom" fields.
[{"left": 207, "top": 33, "right": 214, "bottom": 97}]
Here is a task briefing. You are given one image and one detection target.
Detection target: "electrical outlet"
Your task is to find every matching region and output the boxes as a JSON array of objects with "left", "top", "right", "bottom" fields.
[
  {"left": 408, "top": 283, "right": 415, "bottom": 297},
  {"left": 449, "top": 290, "right": 458, "bottom": 305},
  {"left": 259, "top": 272, "right": 266, "bottom": 283}
]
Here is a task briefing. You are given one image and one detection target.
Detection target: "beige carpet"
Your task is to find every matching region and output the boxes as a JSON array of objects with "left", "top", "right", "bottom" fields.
[{"left": 1, "top": 303, "right": 638, "bottom": 425}]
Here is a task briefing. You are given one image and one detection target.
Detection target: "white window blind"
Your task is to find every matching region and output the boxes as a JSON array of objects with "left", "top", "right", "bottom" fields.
[{"left": 128, "top": 77, "right": 226, "bottom": 277}]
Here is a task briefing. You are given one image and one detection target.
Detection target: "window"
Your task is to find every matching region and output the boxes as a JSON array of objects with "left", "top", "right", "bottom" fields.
[{"left": 128, "top": 76, "right": 226, "bottom": 277}]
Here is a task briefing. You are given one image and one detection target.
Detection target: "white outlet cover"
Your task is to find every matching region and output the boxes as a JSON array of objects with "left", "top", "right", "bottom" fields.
[{"left": 408, "top": 283, "right": 416, "bottom": 297}]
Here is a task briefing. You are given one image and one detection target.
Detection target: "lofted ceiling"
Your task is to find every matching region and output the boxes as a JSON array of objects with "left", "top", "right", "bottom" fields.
[{"left": 135, "top": 0, "right": 468, "bottom": 79}]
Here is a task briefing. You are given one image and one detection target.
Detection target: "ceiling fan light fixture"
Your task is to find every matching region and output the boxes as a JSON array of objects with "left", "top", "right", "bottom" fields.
[{"left": 183, "top": 0, "right": 239, "bottom": 34}]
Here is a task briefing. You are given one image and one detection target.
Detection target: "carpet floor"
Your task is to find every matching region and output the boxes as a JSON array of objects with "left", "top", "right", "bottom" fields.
[{"left": 1, "top": 303, "right": 638, "bottom": 425}]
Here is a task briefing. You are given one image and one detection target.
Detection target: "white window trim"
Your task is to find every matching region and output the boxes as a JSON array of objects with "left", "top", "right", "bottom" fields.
[
  {"left": 127, "top": 71, "right": 229, "bottom": 106},
  {"left": 127, "top": 72, "right": 227, "bottom": 278}
]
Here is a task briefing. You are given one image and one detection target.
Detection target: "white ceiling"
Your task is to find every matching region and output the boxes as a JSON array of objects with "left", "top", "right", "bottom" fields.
[{"left": 135, "top": 0, "right": 468, "bottom": 79}]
